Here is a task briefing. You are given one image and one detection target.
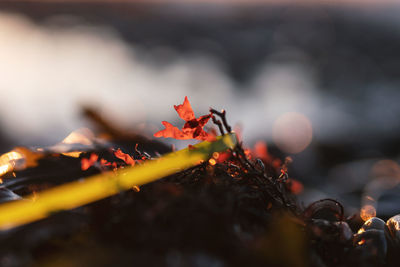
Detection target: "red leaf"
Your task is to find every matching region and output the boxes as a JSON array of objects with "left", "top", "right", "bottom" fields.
[
  {"left": 114, "top": 148, "right": 135, "bottom": 166},
  {"left": 216, "top": 151, "right": 231, "bottom": 163},
  {"left": 286, "top": 178, "right": 304, "bottom": 195},
  {"left": 81, "top": 159, "right": 91, "bottom": 171},
  {"left": 253, "top": 141, "right": 271, "bottom": 162},
  {"left": 100, "top": 158, "right": 111, "bottom": 167},
  {"left": 194, "top": 129, "right": 216, "bottom": 141},
  {"left": 154, "top": 121, "right": 189, "bottom": 139},
  {"left": 174, "top": 96, "right": 195, "bottom": 121},
  {"left": 154, "top": 97, "right": 215, "bottom": 141},
  {"left": 81, "top": 153, "right": 98, "bottom": 171}
]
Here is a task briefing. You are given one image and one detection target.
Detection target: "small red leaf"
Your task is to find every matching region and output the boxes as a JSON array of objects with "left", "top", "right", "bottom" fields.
[
  {"left": 286, "top": 178, "right": 303, "bottom": 195},
  {"left": 216, "top": 151, "right": 231, "bottom": 163},
  {"left": 194, "top": 129, "right": 216, "bottom": 141},
  {"left": 100, "top": 158, "right": 111, "bottom": 167},
  {"left": 254, "top": 141, "right": 271, "bottom": 162},
  {"left": 174, "top": 96, "right": 195, "bottom": 121},
  {"left": 114, "top": 148, "right": 135, "bottom": 166},
  {"left": 154, "top": 121, "right": 188, "bottom": 139},
  {"left": 81, "top": 153, "right": 98, "bottom": 171}
]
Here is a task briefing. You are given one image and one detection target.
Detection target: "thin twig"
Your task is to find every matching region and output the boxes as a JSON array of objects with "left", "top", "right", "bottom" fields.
[
  {"left": 209, "top": 107, "right": 299, "bottom": 216},
  {"left": 211, "top": 115, "right": 225, "bottom": 136},
  {"left": 210, "top": 108, "right": 232, "bottom": 133}
]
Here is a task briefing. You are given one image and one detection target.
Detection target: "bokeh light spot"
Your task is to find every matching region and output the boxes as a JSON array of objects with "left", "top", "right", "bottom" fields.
[
  {"left": 272, "top": 112, "right": 312, "bottom": 154},
  {"left": 360, "top": 205, "right": 376, "bottom": 222}
]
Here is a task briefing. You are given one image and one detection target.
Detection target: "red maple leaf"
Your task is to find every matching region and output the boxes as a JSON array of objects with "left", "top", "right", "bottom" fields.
[{"left": 154, "top": 96, "right": 215, "bottom": 141}]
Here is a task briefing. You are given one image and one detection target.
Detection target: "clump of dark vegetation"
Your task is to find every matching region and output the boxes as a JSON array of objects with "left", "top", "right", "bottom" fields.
[{"left": 0, "top": 107, "right": 398, "bottom": 267}]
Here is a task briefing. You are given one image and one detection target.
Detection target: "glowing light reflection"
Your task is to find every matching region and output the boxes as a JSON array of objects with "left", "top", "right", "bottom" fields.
[
  {"left": 360, "top": 205, "right": 376, "bottom": 222},
  {"left": 0, "top": 151, "right": 24, "bottom": 176},
  {"left": 209, "top": 158, "right": 217, "bottom": 166},
  {"left": 61, "top": 128, "right": 94, "bottom": 146}
]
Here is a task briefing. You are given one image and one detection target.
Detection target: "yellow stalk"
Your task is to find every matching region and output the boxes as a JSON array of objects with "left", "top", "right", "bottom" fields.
[{"left": 0, "top": 133, "right": 237, "bottom": 230}]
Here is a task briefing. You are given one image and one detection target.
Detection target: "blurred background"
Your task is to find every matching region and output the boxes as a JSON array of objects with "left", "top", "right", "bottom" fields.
[{"left": 1, "top": 0, "right": 400, "bottom": 218}]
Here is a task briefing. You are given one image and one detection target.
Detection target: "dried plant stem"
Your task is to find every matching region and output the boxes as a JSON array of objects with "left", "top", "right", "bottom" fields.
[
  {"left": 210, "top": 108, "right": 232, "bottom": 133},
  {"left": 210, "top": 107, "right": 299, "bottom": 216},
  {"left": 211, "top": 115, "right": 225, "bottom": 136}
]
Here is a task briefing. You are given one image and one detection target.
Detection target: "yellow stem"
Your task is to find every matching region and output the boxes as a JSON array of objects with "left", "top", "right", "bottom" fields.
[{"left": 0, "top": 133, "right": 237, "bottom": 230}]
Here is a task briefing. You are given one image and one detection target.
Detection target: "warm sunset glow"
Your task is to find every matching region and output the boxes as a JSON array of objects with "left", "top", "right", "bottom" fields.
[{"left": 272, "top": 112, "right": 313, "bottom": 154}]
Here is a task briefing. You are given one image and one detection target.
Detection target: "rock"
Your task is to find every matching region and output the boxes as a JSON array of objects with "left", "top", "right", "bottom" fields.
[
  {"left": 334, "top": 221, "right": 353, "bottom": 243},
  {"left": 386, "top": 215, "right": 400, "bottom": 266},
  {"left": 308, "top": 219, "right": 353, "bottom": 244},
  {"left": 358, "top": 217, "right": 386, "bottom": 234},
  {"left": 386, "top": 215, "right": 400, "bottom": 244},
  {"left": 351, "top": 229, "right": 387, "bottom": 266},
  {"left": 303, "top": 199, "right": 344, "bottom": 221},
  {"left": 0, "top": 187, "right": 21, "bottom": 203}
]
